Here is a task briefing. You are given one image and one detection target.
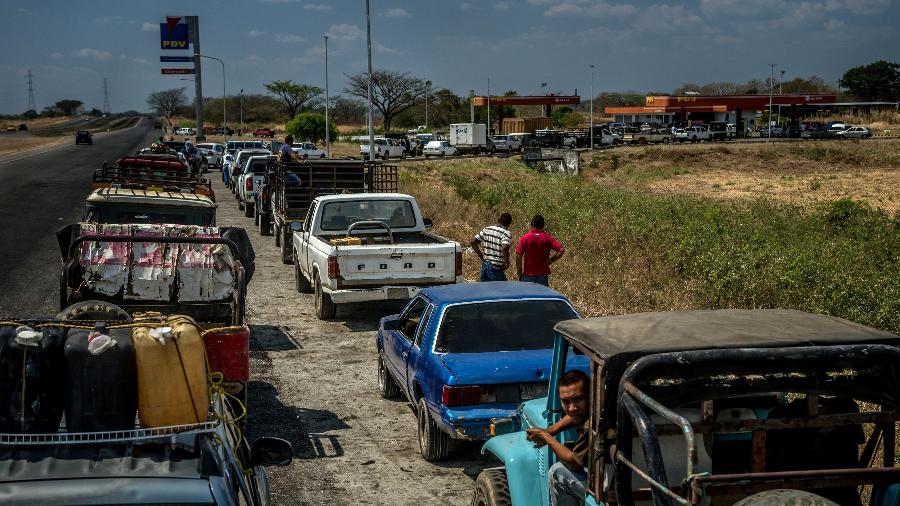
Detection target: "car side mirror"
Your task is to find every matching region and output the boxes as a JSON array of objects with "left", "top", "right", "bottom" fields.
[
  {"left": 289, "top": 221, "right": 304, "bottom": 232},
  {"left": 423, "top": 218, "right": 433, "bottom": 229},
  {"left": 250, "top": 437, "right": 293, "bottom": 467}
]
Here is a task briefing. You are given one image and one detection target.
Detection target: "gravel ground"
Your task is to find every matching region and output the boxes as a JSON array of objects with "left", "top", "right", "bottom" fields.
[{"left": 210, "top": 176, "right": 493, "bottom": 505}]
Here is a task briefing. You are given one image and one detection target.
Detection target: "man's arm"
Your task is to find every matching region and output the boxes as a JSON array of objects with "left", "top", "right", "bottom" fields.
[
  {"left": 502, "top": 245, "right": 510, "bottom": 271},
  {"left": 515, "top": 254, "right": 523, "bottom": 279},
  {"left": 470, "top": 238, "right": 484, "bottom": 262},
  {"left": 549, "top": 246, "right": 565, "bottom": 265},
  {"left": 526, "top": 415, "right": 582, "bottom": 470}
]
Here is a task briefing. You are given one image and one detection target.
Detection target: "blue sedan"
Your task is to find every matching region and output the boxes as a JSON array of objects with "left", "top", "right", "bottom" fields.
[{"left": 375, "top": 282, "right": 586, "bottom": 461}]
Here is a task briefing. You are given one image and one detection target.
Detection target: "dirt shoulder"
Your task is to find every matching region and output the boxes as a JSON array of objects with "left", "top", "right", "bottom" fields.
[{"left": 213, "top": 178, "right": 491, "bottom": 505}]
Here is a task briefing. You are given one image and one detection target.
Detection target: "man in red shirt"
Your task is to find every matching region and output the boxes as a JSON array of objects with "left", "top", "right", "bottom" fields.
[{"left": 515, "top": 215, "right": 564, "bottom": 286}]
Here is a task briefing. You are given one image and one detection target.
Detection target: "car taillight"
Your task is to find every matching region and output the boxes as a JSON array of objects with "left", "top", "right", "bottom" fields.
[
  {"left": 455, "top": 251, "right": 463, "bottom": 276},
  {"left": 442, "top": 385, "right": 481, "bottom": 407},
  {"left": 245, "top": 177, "right": 253, "bottom": 191},
  {"left": 262, "top": 190, "right": 269, "bottom": 204},
  {"left": 327, "top": 256, "right": 340, "bottom": 279}
]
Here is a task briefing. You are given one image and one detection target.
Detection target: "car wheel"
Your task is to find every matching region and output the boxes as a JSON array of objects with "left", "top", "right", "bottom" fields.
[
  {"left": 439, "top": 151, "right": 445, "bottom": 157},
  {"left": 401, "top": 151, "right": 407, "bottom": 159},
  {"left": 280, "top": 226, "right": 293, "bottom": 265},
  {"left": 424, "top": 154, "right": 430, "bottom": 158},
  {"left": 662, "top": 137, "right": 670, "bottom": 144},
  {"left": 733, "top": 490, "right": 838, "bottom": 506},
  {"left": 377, "top": 352, "right": 401, "bottom": 399},
  {"left": 314, "top": 274, "right": 336, "bottom": 320},
  {"left": 294, "top": 257, "right": 312, "bottom": 293},
  {"left": 259, "top": 212, "right": 271, "bottom": 236},
  {"left": 382, "top": 152, "right": 389, "bottom": 161},
  {"left": 417, "top": 397, "right": 450, "bottom": 461},
  {"left": 244, "top": 202, "right": 254, "bottom": 218},
  {"left": 57, "top": 300, "right": 130, "bottom": 321},
  {"left": 472, "top": 469, "right": 512, "bottom": 506},
  {"left": 320, "top": 154, "right": 326, "bottom": 158},
  {"left": 238, "top": 199, "right": 245, "bottom": 210}
]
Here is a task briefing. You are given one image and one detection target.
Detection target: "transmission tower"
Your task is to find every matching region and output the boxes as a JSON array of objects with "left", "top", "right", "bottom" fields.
[
  {"left": 26, "top": 70, "right": 36, "bottom": 112},
  {"left": 102, "top": 78, "right": 110, "bottom": 114}
]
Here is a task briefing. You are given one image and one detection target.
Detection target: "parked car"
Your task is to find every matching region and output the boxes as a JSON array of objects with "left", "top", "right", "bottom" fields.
[
  {"left": 492, "top": 135, "right": 522, "bottom": 153},
  {"left": 759, "top": 125, "right": 784, "bottom": 138},
  {"left": 782, "top": 125, "right": 803, "bottom": 138},
  {"left": 252, "top": 127, "right": 275, "bottom": 138},
  {"left": 360, "top": 137, "right": 406, "bottom": 159},
  {"left": 230, "top": 149, "right": 270, "bottom": 192},
  {"left": 475, "top": 309, "right": 900, "bottom": 506},
  {"left": 292, "top": 142, "right": 327, "bottom": 159},
  {"left": 237, "top": 154, "right": 276, "bottom": 217},
  {"left": 835, "top": 126, "right": 872, "bottom": 139},
  {"left": 75, "top": 130, "right": 93, "bottom": 145},
  {"left": 422, "top": 140, "right": 457, "bottom": 157},
  {"left": 801, "top": 126, "right": 833, "bottom": 140},
  {"left": 292, "top": 192, "right": 461, "bottom": 319},
  {"left": 174, "top": 127, "right": 197, "bottom": 136},
  {"left": 225, "top": 140, "right": 268, "bottom": 156},
  {"left": 211, "top": 127, "right": 235, "bottom": 135},
  {"left": 376, "top": 282, "right": 585, "bottom": 461},
  {"left": 623, "top": 127, "right": 673, "bottom": 144},
  {"left": 196, "top": 142, "right": 225, "bottom": 168},
  {"left": 17, "top": 123, "right": 27, "bottom": 131},
  {"left": 675, "top": 126, "right": 711, "bottom": 143}
]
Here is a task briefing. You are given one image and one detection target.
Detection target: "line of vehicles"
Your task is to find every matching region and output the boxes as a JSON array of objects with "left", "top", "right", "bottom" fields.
[
  {"left": 212, "top": 138, "right": 900, "bottom": 506},
  {"left": 14, "top": 130, "right": 900, "bottom": 505},
  {"left": 1, "top": 144, "right": 294, "bottom": 504}
]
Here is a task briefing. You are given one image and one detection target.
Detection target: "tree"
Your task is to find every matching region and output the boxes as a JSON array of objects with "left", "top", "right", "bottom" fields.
[
  {"left": 284, "top": 112, "right": 338, "bottom": 143},
  {"left": 264, "top": 80, "right": 323, "bottom": 120},
  {"left": 146, "top": 88, "right": 188, "bottom": 121},
  {"left": 89, "top": 108, "right": 103, "bottom": 116},
  {"left": 550, "top": 106, "right": 582, "bottom": 128},
  {"left": 345, "top": 69, "right": 429, "bottom": 132},
  {"left": 841, "top": 61, "right": 900, "bottom": 101},
  {"left": 55, "top": 99, "right": 83, "bottom": 116},
  {"left": 330, "top": 97, "right": 367, "bottom": 125}
]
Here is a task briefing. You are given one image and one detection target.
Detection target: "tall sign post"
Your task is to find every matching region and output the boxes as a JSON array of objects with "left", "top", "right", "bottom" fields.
[{"left": 187, "top": 16, "right": 204, "bottom": 141}]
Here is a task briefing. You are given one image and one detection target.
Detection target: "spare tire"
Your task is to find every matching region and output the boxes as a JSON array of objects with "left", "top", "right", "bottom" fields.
[
  {"left": 733, "top": 490, "right": 839, "bottom": 506},
  {"left": 57, "top": 301, "right": 131, "bottom": 322}
]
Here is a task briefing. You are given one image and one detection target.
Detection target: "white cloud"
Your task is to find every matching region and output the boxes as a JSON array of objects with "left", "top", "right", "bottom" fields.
[
  {"left": 247, "top": 30, "right": 268, "bottom": 37},
  {"left": 49, "top": 52, "right": 64, "bottom": 59},
  {"left": 326, "top": 24, "right": 363, "bottom": 41},
  {"left": 71, "top": 48, "right": 112, "bottom": 60},
  {"left": 119, "top": 54, "right": 148, "bottom": 64},
  {"left": 542, "top": 1, "right": 637, "bottom": 18},
  {"left": 383, "top": 7, "right": 411, "bottom": 17},
  {"left": 141, "top": 22, "right": 157, "bottom": 32},
  {"left": 304, "top": 3, "right": 332, "bottom": 10},
  {"left": 494, "top": 2, "right": 511, "bottom": 10},
  {"left": 275, "top": 33, "right": 307, "bottom": 43}
]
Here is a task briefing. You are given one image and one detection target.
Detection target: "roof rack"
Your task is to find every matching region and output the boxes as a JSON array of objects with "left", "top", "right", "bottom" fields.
[
  {"left": 0, "top": 422, "right": 219, "bottom": 446},
  {"left": 92, "top": 164, "right": 214, "bottom": 199}
]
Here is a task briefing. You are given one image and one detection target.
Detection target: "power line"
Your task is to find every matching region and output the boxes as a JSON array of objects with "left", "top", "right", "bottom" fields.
[
  {"left": 26, "top": 70, "right": 36, "bottom": 112},
  {"left": 103, "top": 78, "right": 110, "bottom": 114}
]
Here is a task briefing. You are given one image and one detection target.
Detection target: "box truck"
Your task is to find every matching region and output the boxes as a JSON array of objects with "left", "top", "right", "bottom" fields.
[{"left": 449, "top": 123, "right": 493, "bottom": 154}]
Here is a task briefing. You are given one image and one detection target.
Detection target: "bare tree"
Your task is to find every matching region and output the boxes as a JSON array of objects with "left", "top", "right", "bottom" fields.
[
  {"left": 264, "top": 80, "right": 323, "bottom": 120},
  {"left": 146, "top": 88, "right": 188, "bottom": 121},
  {"left": 345, "top": 70, "right": 428, "bottom": 132}
]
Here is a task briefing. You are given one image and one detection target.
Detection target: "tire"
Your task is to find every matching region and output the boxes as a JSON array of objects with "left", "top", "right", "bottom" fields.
[
  {"left": 57, "top": 300, "right": 131, "bottom": 322},
  {"left": 377, "top": 352, "right": 401, "bottom": 399},
  {"left": 280, "top": 226, "right": 293, "bottom": 265},
  {"left": 238, "top": 199, "right": 245, "bottom": 210},
  {"left": 472, "top": 469, "right": 512, "bottom": 506},
  {"left": 244, "top": 201, "right": 254, "bottom": 218},
  {"left": 662, "top": 137, "right": 670, "bottom": 144},
  {"left": 274, "top": 224, "right": 281, "bottom": 247},
  {"left": 417, "top": 397, "right": 450, "bottom": 461},
  {"left": 314, "top": 274, "right": 336, "bottom": 320},
  {"left": 732, "top": 490, "right": 838, "bottom": 506},
  {"left": 401, "top": 151, "right": 407, "bottom": 159},
  {"left": 382, "top": 151, "right": 388, "bottom": 161},
  {"left": 439, "top": 151, "right": 445, "bottom": 157},
  {"left": 253, "top": 206, "right": 260, "bottom": 226},
  {"left": 294, "top": 257, "right": 312, "bottom": 293},
  {"left": 259, "top": 212, "right": 271, "bottom": 236}
]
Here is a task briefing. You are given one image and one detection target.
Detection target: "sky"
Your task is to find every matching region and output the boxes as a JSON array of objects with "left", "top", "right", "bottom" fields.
[{"left": 1, "top": 0, "right": 899, "bottom": 114}]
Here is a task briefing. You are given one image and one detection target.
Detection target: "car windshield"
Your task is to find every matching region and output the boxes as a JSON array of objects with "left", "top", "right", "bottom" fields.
[
  {"left": 426, "top": 141, "right": 442, "bottom": 147},
  {"left": 247, "top": 160, "right": 269, "bottom": 174},
  {"left": 319, "top": 199, "right": 416, "bottom": 231},
  {"left": 435, "top": 299, "right": 577, "bottom": 354}
]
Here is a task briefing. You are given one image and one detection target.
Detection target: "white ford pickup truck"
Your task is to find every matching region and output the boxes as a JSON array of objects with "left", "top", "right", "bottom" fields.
[{"left": 292, "top": 193, "right": 462, "bottom": 319}]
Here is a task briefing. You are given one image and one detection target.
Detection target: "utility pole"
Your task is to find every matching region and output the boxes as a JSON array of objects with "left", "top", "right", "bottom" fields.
[
  {"left": 425, "top": 80, "right": 431, "bottom": 132},
  {"left": 187, "top": 16, "right": 204, "bottom": 141},
  {"left": 102, "top": 78, "right": 110, "bottom": 114},
  {"left": 324, "top": 35, "right": 330, "bottom": 157},
  {"left": 365, "top": 0, "right": 375, "bottom": 161},
  {"left": 768, "top": 63, "right": 776, "bottom": 143},
  {"left": 487, "top": 78, "right": 491, "bottom": 135},
  {"left": 589, "top": 64, "right": 594, "bottom": 149},
  {"left": 470, "top": 90, "right": 475, "bottom": 123},
  {"left": 780, "top": 69, "right": 785, "bottom": 95},
  {"left": 239, "top": 88, "right": 243, "bottom": 136},
  {"left": 26, "top": 69, "right": 36, "bottom": 112}
]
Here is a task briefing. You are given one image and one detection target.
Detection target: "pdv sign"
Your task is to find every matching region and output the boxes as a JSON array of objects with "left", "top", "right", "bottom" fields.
[{"left": 160, "top": 16, "right": 189, "bottom": 50}]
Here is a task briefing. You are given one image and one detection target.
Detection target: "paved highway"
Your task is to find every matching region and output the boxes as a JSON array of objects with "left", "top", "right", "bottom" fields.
[{"left": 0, "top": 117, "right": 155, "bottom": 318}]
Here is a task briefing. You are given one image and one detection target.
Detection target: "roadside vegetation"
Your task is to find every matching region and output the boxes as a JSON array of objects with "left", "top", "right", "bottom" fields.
[{"left": 403, "top": 145, "right": 900, "bottom": 334}]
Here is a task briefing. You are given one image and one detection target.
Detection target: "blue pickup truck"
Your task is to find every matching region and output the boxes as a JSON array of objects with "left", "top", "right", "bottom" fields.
[{"left": 375, "top": 282, "right": 586, "bottom": 461}]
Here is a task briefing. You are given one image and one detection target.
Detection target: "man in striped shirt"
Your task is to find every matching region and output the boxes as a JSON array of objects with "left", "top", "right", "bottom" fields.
[{"left": 471, "top": 213, "right": 513, "bottom": 281}]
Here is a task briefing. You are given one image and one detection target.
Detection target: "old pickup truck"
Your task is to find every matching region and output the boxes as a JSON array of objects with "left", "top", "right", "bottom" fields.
[
  {"left": 621, "top": 127, "right": 673, "bottom": 144},
  {"left": 291, "top": 193, "right": 461, "bottom": 319}
]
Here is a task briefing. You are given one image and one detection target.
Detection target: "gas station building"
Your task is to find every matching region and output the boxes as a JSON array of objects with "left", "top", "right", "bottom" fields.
[{"left": 606, "top": 94, "right": 838, "bottom": 133}]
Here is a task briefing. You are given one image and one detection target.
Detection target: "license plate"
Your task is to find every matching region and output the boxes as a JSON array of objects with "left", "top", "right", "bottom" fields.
[
  {"left": 520, "top": 382, "right": 548, "bottom": 401},
  {"left": 387, "top": 287, "right": 408, "bottom": 299}
]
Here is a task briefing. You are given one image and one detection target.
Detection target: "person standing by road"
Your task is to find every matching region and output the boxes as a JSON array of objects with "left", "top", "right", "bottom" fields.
[
  {"left": 515, "top": 215, "right": 564, "bottom": 286},
  {"left": 279, "top": 135, "right": 299, "bottom": 162},
  {"left": 525, "top": 370, "right": 591, "bottom": 506},
  {"left": 470, "top": 213, "right": 513, "bottom": 281}
]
